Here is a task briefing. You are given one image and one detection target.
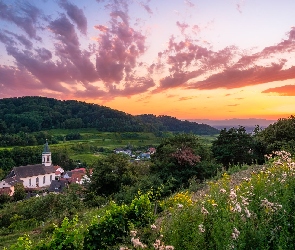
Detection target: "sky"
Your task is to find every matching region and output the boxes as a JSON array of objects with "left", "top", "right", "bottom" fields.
[{"left": 0, "top": 0, "right": 295, "bottom": 120}]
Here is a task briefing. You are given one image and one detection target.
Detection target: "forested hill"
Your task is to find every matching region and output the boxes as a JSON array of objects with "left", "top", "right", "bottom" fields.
[{"left": 0, "top": 96, "right": 219, "bottom": 135}]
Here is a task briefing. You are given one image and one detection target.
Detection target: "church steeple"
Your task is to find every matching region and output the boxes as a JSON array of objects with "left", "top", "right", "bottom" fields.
[{"left": 42, "top": 140, "right": 52, "bottom": 166}]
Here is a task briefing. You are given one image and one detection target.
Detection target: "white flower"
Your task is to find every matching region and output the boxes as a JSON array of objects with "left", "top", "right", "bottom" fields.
[
  {"left": 229, "top": 189, "right": 237, "bottom": 200},
  {"left": 198, "top": 224, "right": 205, "bottom": 233},
  {"left": 177, "top": 203, "right": 184, "bottom": 209},
  {"left": 233, "top": 203, "right": 242, "bottom": 213},
  {"left": 201, "top": 206, "right": 209, "bottom": 215},
  {"left": 231, "top": 227, "right": 240, "bottom": 240},
  {"left": 244, "top": 207, "right": 251, "bottom": 218}
]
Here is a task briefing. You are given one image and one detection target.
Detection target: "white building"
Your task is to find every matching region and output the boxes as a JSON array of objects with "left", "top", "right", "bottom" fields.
[{"left": 3, "top": 141, "right": 56, "bottom": 193}]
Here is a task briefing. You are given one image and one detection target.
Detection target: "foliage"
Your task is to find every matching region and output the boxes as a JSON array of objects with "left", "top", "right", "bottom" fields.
[
  {"left": 161, "top": 150, "right": 295, "bottom": 249},
  {"left": 212, "top": 126, "right": 256, "bottom": 167},
  {"left": 137, "top": 114, "right": 219, "bottom": 135},
  {"left": 151, "top": 133, "right": 216, "bottom": 190},
  {"left": 0, "top": 193, "right": 84, "bottom": 229},
  {"left": 86, "top": 153, "right": 135, "bottom": 197},
  {"left": 84, "top": 193, "right": 154, "bottom": 250},
  {"left": 5, "top": 234, "right": 33, "bottom": 250},
  {"left": 0, "top": 96, "right": 218, "bottom": 135},
  {"left": 259, "top": 115, "right": 295, "bottom": 154},
  {"left": 35, "top": 216, "right": 84, "bottom": 250},
  {"left": 159, "top": 191, "right": 193, "bottom": 211},
  {"left": 13, "top": 183, "right": 26, "bottom": 202},
  {"left": 0, "top": 193, "right": 11, "bottom": 209}
]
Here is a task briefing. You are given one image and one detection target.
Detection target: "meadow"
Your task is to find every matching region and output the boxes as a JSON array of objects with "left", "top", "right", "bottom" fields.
[{"left": 2, "top": 150, "right": 295, "bottom": 249}]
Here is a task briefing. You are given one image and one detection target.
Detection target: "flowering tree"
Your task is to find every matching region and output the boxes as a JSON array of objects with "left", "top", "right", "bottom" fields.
[{"left": 151, "top": 133, "right": 216, "bottom": 190}]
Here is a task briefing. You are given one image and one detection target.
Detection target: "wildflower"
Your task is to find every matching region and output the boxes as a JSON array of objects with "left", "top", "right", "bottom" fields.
[
  {"left": 261, "top": 198, "right": 282, "bottom": 212},
  {"left": 229, "top": 189, "right": 237, "bottom": 200},
  {"left": 153, "top": 239, "right": 161, "bottom": 248},
  {"left": 131, "top": 237, "right": 147, "bottom": 248},
  {"left": 130, "top": 230, "right": 137, "bottom": 237},
  {"left": 177, "top": 203, "right": 184, "bottom": 209},
  {"left": 201, "top": 206, "right": 209, "bottom": 215},
  {"left": 241, "top": 196, "right": 249, "bottom": 206},
  {"left": 220, "top": 188, "right": 226, "bottom": 193},
  {"left": 231, "top": 227, "right": 240, "bottom": 240},
  {"left": 151, "top": 224, "right": 157, "bottom": 230},
  {"left": 165, "top": 246, "right": 175, "bottom": 250},
  {"left": 233, "top": 202, "right": 242, "bottom": 213},
  {"left": 198, "top": 224, "right": 205, "bottom": 233},
  {"left": 244, "top": 207, "right": 251, "bottom": 218}
]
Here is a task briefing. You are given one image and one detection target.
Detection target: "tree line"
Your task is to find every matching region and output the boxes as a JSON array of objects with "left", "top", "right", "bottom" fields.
[{"left": 0, "top": 96, "right": 219, "bottom": 135}]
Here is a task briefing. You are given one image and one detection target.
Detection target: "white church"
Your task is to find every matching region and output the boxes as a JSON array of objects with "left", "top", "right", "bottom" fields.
[{"left": 0, "top": 141, "right": 56, "bottom": 195}]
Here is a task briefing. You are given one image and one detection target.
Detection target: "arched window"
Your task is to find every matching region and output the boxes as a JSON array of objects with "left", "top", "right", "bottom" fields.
[
  {"left": 36, "top": 177, "right": 39, "bottom": 187},
  {"left": 43, "top": 176, "right": 46, "bottom": 184},
  {"left": 29, "top": 178, "right": 31, "bottom": 186},
  {"left": 50, "top": 175, "right": 52, "bottom": 182}
]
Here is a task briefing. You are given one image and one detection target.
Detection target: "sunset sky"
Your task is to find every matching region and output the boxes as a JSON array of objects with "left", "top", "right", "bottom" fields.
[{"left": 1, "top": 0, "right": 295, "bottom": 120}]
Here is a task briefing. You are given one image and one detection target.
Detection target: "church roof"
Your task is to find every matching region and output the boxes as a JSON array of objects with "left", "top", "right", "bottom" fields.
[
  {"left": 8, "top": 164, "right": 55, "bottom": 179},
  {"left": 43, "top": 140, "right": 50, "bottom": 153}
]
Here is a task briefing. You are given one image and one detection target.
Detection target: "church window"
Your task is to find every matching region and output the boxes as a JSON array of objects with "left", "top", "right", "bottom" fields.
[
  {"left": 43, "top": 176, "right": 46, "bottom": 184},
  {"left": 50, "top": 175, "right": 52, "bottom": 182},
  {"left": 29, "top": 178, "right": 31, "bottom": 186},
  {"left": 36, "top": 177, "right": 39, "bottom": 187}
]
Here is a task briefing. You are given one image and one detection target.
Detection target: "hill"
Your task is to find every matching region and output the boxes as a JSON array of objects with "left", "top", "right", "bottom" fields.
[
  {"left": 0, "top": 96, "right": 219, "bottom": 135},
  {"left": 190, "top": 118, "right": 276, "bottom": 132}
]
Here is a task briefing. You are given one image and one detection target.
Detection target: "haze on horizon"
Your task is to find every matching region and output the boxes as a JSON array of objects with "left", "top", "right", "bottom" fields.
[{"left": 0, "top": 0, "right": 295, "bottom": 120}]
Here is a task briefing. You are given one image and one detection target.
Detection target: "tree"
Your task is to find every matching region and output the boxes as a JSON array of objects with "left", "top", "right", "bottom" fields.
[
  {"left": 0, "top": 193, "right": 11, "bottom": 208},
  {"left": 258, "top": 115, "right": 295, "bottom": 154},
  {"left": 151, "top": 133, "right": 216, "bottom": 190},
  {"left": 13, "top": 183, "right": 26, "bottom": 201},
  {"left": 86, "top": 154, "right": 134, "bottom": 197},
  {"left": 212, "top": 126, "right": 254, "bottom": 168}
]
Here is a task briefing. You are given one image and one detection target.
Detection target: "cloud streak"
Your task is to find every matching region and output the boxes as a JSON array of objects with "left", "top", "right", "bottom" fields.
[{"left": 262, "top": 84, "right": 295, "bottom": 96}]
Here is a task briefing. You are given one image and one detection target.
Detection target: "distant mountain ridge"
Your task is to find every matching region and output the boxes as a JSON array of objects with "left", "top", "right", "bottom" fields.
[
  {"left": 189, "top": 118, "right": 276, "bottom": 133},
  {"left": 0, "top": 96, "right": 219, "bottom": 135}
]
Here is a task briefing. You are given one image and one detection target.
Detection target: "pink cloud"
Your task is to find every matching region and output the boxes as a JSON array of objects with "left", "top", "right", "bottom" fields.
[
  {"left": 0, "top": 1, "right": 41, "bottom": 38},
  {"left": 184, "top": 0, "right": 195, "bottom": 8},
  {"left": 262, "top": 84, "right": 295, "bottom": 96},
  {"left": 59, "top": 0, "right": 88, "bottom": 35},
  {"left": 139, "top": 0, "right": 153, "bottom": 15},
  {"left": 176, "top": 21, "right": 189, "bottom": 34},
  {"left": 178, "top": 96, "right": 196, "bottom": 101},
  {"left": 154, "top": 25, "right": 295, "bottom": 92},
  {"left": 189, "top": 62, "right": 295, "bottom": 90},
  {"left": 94, "top": 25, "right": 109, "bottom": 32},
  {"left": 95, "top": 2, "right": 148, "bottom": 85}
]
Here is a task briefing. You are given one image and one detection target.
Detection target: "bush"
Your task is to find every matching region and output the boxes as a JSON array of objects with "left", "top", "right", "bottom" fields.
[{"left": 84, "top": 193, "right": 154, "bottom": 249}]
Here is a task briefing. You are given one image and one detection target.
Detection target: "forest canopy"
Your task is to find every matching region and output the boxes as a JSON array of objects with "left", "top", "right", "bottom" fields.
[{"left": 0, "top": 96, "right": 219, "bottom": 135}]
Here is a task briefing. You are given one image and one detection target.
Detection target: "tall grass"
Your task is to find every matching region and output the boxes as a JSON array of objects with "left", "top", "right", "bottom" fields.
[{"left": 161, "top": 150, "right": 295, "bottom": 249}]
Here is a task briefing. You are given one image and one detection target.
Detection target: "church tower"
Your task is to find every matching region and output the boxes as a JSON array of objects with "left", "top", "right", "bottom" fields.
[{"left": 42, "top": 140, "right": 52, "bottom": 166}]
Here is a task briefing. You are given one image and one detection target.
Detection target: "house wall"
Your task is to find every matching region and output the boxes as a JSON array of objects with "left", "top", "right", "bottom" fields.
[{"left": 21, "top": 173, "right": 55, "bottom": 188}]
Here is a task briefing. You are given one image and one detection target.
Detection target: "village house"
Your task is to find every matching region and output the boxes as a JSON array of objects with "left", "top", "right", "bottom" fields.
[{"left": 0, "top": 141, "right": 56, "bottom": 196}]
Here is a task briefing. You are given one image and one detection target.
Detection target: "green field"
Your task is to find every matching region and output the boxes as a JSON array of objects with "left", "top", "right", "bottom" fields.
[{"left": 0, "top": 130, "right": 218, "bottom": 165}]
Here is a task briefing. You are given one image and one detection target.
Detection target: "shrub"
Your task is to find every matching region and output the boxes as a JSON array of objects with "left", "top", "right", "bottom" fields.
[{"left": 84, "top": 193, "right": 154, "bottom": 249}]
